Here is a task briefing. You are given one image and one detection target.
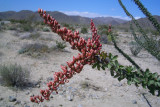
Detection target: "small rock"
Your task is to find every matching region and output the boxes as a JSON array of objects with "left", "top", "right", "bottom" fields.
[
  {"left": 24, "top": 105, "right": 30, "bottom": 107},
  {"left": 108, "top": 93, "right": 111, "bottom": 96},
  {"left": 132, "top": 100, "right": 137, "bottom": 104},
  {"left": 52, "top": 91, "right": 57, "bottom": 95},
  {"left": 14, "top": 100, "right": 21, "bottom": 105},
  {"left": 78, "top": 104, "right": 83, "bottom": 107},
  {"left": 89, "top": 94, "right": 99, "bottom": 99},
  {"left": 0, "top": 97, "right": 3, "bottom": 101},
  {"left": 36, "top": 84, "right": 40, "bottom": 88},
  {"left": 25, "top": 91, "right": 30, "bottom": 95},
  {"left": 59, "top": 104, "right": 63, "bottom": 107},
  {"left": 29, "top": 93, "right": 34, "bottom": 97},
  {"left": 114, "top": 83, "right": 123, "bottom": 87},
  {"left": 9, "top": 96, "right": 16, "bottom": 102},
  {"left": 105, "top": 88, "right": 108, "bottom": 92},
  {"left": 67, "top": 94, "right": 74, "bottom": 101},
  {"left": 47, "top": 77, "right": 54, "bottom": 81}
]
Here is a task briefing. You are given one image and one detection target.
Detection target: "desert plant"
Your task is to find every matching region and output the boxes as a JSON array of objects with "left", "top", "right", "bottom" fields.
[
  {"left": 18, "top": 43, "right": 50, "bottom": 58},
  {"left": 8, "top": 26, "right": 17, "bottom": 30},
  {"left": 30, "top": 9, "right": 102, "bottom": 103},
  {"left": 43, "top": 27, "right": 50, "bottom": 32},
  {"left": 28, "top": 32, "right": 40, "bottom": 40},
  {"left": 30, "top": 8, "right": 160, "bottom": 104},
  {"left": 0, "top": 63, "right": 30, "bottom": 87},
  {"left": 62, "top": 23, "right": 75, "bottom": 31},
  {"left": 55, "top": 40, "right": 66, "bottom": 50},
  {"left": 80, "top": 27, "right": 88, "bottom": 34},
  {"left": 118, "top": 0, "right": 160, "bottom": 61},
  {"left": 129, "top": 41, "right": 142, "bottom": 56}
]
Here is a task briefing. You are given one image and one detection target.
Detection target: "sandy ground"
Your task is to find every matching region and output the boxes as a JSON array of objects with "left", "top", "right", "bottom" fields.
[{"left": 0, "top": 30, "right": 160, "bottom": 107}]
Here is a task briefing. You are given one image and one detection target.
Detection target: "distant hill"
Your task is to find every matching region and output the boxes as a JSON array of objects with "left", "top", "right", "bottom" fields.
[
  {"left": 118, "top": 15, "right": 160, "bottom": 30},
  {"left": 0, "top": 10, "right": 127, "bottom": 25}
]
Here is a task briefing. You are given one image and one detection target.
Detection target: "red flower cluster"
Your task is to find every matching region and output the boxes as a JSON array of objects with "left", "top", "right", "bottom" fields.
[
  {"left": 30, "top": 8, "right": 102, "bottom": 103},
  {"left": 108, "top": 24, "right": 112, "bottom": 33}
]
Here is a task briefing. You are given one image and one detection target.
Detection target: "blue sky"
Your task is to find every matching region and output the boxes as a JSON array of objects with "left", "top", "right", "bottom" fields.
[{"left": 0, "top": 0, "right": 160, "bottom": 20}]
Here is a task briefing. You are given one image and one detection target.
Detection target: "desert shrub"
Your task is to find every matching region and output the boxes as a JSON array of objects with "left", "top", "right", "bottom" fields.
[
  {"left": 97, "top": 25, "right": 114, "bottom": 44},
  {"left": 129, "top": 41, "right": 142, "bottom": 56},
  {"left": 81, "top": 27, "right": 88, "bottom": 34},
  {"left": 43, "top": 27, "right": 50, "bottom": 32},
  {"left": 18, "top": 43, "right": 50, "bottom": 58},
  {"left": 22, "top": 24, "right": 33, "bottom": 32},
  {"left": 55, "top": 40, "right": 66, "bottom": 50},
  {"left": 0, "top": 21, "right": 4, "bottom": 26},
  {"left": 62, "top": 23, "right": 75, "bottom": 31},
  {"left": 0, "top": 63, "right": 30, "bottom": 87},
  {"left": 151, "top": 30, "right": 160, "bottom": 36},
  {"left": 62, "top": 23, "right": 70, "bottom": 28},
  {"left": 98, "top": 25, "right": 108, "bottom": 33},
  {"left": 8, "top": 26, "right": 17, "bottom": 30},
  {"left": 9, "top": 19, "right": 28, "bottom": 24},
  {"left": 124, "top": 28, "right": 129, "bottom": 32},
  {"left": 68, "top": 26, "right": 75, "bottom": 31},
  {"left": 100, "top": 35, "right": 108, "bottom": 44},
  {"left": 28, "top": 32, "right": 40, "bottom": 40}
]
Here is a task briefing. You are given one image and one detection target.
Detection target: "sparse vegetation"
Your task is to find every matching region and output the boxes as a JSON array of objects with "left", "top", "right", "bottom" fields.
[
  {"left": 21, "top": 23, "right": 34, "bottom": 32},
  {"left": 28, "top": 32, "right": 40, "bottom": 40},
  {"left": 8, "top": 26, "right": 17, "bottom": 30},
  {"left": 55, "top": 40, "right": 67, "bottom": 50},
  {"left": 129, "top": 41, "right": 142, "bottom": 56},
  {"left": 18, "top": 43, "right": 50, "bottom": 58},
  {"left": 81, "top": 27, "right": 88, "bottom": 34},
  {"left": 62, "top": 23, "right": 75, "bottom": 31},
  {"left": 0, "top": 63, "right": 30, "bottom": 87},
  {"left": 43, "top": 27, "right": 50, "bottom": 32}
]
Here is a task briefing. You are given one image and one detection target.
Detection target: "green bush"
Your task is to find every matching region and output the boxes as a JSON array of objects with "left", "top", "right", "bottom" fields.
[
  {"left": 43, "top": 27, "right": 50, "bottom": 32},
  {"left": 62, "top": 23, "right": 75, "bottom": 31},
  {"left": 81, "top": 27, "right": 88, "bottom": 34},
  {"left": 21, "top": 23, "right": 34, "bottom": 32},
  {"left": 8, "top": 26, "right": 17, "bottom": 30},
  {"left": 0, "top": 64, "right": 30, "bottom": 87},
  {"left": 62, "top": 23, "right": 70, "bottom": 28},
  {"left": 55, "top": 40, "right": 66, "bottom": 50}
]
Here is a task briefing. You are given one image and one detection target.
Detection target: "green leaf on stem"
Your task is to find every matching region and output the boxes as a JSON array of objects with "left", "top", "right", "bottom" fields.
[
  {"left": 112, "top": 55, "right": 118, "bottom": 61},
  {"left": 92, "top": 63, "right": 97, "bottom": 69},
  {"left": 148, "top": 80, "right": 154, "bottom": 86},
  {"left": 97, "top": 64, "right": 100, "bottom": 70},
  {"left": 101, "top": 66, "right": 105, "bottom": 70},
  {"left": 127, "top": 80, "right": 132, "bottom": 85},
  {"left": 110, "top": 69, "right": 114, "bottom": 76}
]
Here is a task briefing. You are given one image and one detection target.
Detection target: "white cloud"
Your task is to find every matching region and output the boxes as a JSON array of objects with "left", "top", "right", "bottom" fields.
[
  {"left": 61, "top": 11, "right": 101, "bottom": 18},
  {"left": 135, "top": 17, "right": 141, "bottom": 19},
  {"left": 61, "top": 11, "right": 141, "bottom": 20}
]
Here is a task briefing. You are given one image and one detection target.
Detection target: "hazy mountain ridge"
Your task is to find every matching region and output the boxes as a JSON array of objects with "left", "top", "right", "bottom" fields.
[
  {"left": 0, "top": 10, "right": 127, "bottom": 25},
  {"left": 118, "top": 15, "right": 160, "bottom": 30},
  {"left": 0, "top": 10, "right": 160, "bottom": 29}
]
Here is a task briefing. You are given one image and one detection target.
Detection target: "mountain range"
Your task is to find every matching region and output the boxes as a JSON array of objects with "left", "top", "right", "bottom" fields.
[
  {"left": 0, "top": 10, "right": 127, "bottom": 25},
  {"left": 0, "top": 10, "right": 160, "bottom": 29}
]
